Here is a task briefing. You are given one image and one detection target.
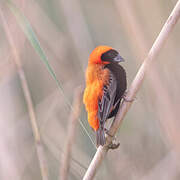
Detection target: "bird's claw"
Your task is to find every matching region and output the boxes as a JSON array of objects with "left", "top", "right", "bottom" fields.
[
  {"left": 104, "top": 128, "right": 120, "bottom": 150},
  {"left": 108, "top": 142, "right": 120, "bottom": 149}
]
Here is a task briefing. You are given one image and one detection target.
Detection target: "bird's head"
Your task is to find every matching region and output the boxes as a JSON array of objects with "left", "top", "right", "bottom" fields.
[{"left": 88, "top": 45, "right": 124, "bottom": 65}]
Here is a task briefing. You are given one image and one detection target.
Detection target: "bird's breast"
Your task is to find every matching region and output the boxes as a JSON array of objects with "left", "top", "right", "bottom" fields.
[{"left": 83, "top": 64, "right": 110, "bottom": 130}]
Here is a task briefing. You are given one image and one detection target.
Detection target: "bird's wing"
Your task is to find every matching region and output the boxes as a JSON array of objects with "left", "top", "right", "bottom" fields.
[{"left": 98, "top": 72, "right": 117, "bottom": 127}]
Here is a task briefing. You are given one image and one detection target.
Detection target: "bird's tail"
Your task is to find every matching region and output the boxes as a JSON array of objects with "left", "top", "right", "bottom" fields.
[{"left": 96, "top": 127, "right": 106, "bottom": 147}]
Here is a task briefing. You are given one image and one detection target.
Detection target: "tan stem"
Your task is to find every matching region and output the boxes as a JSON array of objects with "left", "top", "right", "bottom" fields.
[{"left": 0, "top": 4, "right": 49, "bottom": 180}]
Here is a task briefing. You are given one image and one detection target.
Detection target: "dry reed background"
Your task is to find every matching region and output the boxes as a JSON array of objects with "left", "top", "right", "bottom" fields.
[{"left": 0, "top": 0, "right": 180, "bottom": 180}]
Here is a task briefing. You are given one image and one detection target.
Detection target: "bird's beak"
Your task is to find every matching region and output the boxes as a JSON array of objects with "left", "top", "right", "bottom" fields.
[{"left": 113, "top": 54, "right": 125, "bottom": 63}]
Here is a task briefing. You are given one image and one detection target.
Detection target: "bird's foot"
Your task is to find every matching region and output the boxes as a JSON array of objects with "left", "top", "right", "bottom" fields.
[
  {"left": 104, "top": 128, "right": 120, "bottom": 150},
  {"left": 108, "top": 141, "right": 120, "bottom": 149},
  {"left": 122, "top": 90, "right": 136, "bottom": 102}
]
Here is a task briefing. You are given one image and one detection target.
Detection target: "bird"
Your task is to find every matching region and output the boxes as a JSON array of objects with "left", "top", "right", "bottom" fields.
[{"left": 83, "top": 45, "right": 127, "bottom": 147}]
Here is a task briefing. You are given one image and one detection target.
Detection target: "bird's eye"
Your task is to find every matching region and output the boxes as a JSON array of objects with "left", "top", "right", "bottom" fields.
[
  {"left": 109, "top": 51, "right": 118, "bottom": 58},
  {"left": 108, "top": 52, "right": 113, "bottom": 58}
]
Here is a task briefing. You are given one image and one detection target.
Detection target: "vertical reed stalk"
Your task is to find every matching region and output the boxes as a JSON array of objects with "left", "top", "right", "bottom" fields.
[{"left": 0, "top": 5, "right": 49, "bottom": 180}]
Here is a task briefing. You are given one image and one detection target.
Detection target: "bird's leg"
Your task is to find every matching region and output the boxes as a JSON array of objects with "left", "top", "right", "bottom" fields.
[
  {"left": 122, "top": 90, "right": 136, "bottom": 102},
  {"left": 104, "top": 128, "right": 113, "bottom": 137},
  {"left": 104, "top": 128, "right": 120, "bottom": 149}
]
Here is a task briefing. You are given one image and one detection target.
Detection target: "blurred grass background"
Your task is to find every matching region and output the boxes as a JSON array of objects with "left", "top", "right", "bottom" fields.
[{"left": 0, "top": 0, "right": 180, "bottom": 179}]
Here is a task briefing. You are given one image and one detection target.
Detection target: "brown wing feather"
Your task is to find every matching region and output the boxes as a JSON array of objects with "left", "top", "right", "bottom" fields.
[{"left": 96, "top": 72, "right": 117, "bottom": 146}]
